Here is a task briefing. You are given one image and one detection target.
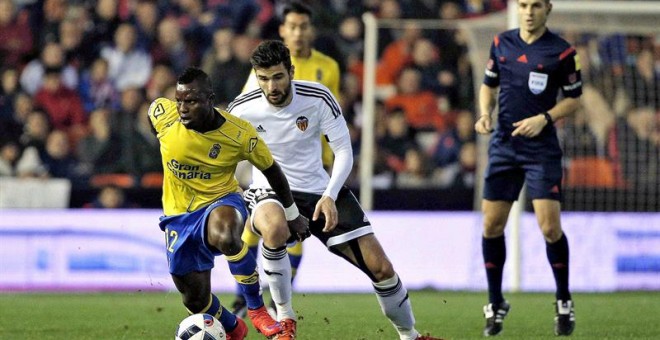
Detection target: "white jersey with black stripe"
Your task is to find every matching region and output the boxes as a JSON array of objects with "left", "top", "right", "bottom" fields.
[{"left": 227, "top": 80, "right": 350, "bottom": 195}]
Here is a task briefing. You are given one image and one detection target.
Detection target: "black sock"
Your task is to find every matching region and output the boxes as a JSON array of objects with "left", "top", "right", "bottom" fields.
[
  {"left": 483, "top": 235, "right": 506, "bottom": 304},
  {"left": 546, "top": 233, "right": 571, "bottom": 301}
]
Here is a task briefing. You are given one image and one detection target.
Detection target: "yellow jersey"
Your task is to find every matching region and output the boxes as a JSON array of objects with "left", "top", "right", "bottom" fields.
[
  {"left": 147, "top": 97, "right": 274, "bottom": 216},
  {"left": 291, "top": 49, "right": 340, "bottom": 96}
]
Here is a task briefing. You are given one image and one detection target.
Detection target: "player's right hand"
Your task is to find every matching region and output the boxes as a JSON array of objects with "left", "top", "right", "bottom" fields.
[
  {"left": 313, "top": 195, "right": 338, "bottom": 233},
  {"left": 287, "top": 214, "right": 311, "bottom": 242},
  {"left": 475, "top": 114, "right": 494, "bottom": 134}
]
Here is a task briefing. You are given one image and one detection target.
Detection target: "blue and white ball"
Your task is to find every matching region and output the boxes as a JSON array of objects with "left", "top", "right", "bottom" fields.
[{"left": 175, "top": 313, "right": 226, "bottom": 340}]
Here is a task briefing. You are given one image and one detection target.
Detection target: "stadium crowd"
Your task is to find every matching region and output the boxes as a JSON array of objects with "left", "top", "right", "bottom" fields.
[{"left": 0, "top": 0, "right": 657, "bottom": 209}]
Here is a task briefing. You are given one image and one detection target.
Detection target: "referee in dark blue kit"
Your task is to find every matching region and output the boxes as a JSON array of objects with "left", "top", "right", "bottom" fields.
[{"left": 474, "top": 0, "right": 582, "bottom": 337}]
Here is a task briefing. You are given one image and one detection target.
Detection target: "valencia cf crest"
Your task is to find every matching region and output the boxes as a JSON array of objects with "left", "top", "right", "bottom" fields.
[
  {"left": 208, "top": 143, "right": 221, "bottom": 159},
  {"left": 296, "top": 116, "right": 309, "bottom": 132}
]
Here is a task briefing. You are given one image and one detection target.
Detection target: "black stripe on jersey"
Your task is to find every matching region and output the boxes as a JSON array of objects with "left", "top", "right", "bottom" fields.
[
  {"left": 226, "top": 89, "right": 262, "bottom": 112},
  {"left": 295, "top": 84, "right": 341, "bottom": 118}
]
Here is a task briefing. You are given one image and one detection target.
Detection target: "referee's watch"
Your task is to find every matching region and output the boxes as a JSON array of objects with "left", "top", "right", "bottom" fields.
[{"left": 542, "top": 112, "right": 553, "bottom": 125}]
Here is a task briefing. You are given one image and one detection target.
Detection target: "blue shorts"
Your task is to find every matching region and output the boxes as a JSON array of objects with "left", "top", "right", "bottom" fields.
[
  {"left": 483, "top": 145, "right": 562, "bottom": 202},
  {"left": 158, "top": 192, "right": 248, "bottom": 276}
]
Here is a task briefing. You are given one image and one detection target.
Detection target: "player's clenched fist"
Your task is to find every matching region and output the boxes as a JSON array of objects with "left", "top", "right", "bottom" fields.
[
  {"left": 287, "top": 214, "right": 311, "bottom": 243},
  {"left": 475, "top": 114, "right": 494, "bottom": 134}
]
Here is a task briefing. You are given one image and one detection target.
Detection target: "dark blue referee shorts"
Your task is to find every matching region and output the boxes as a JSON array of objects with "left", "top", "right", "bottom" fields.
[{"left": 483, "top": 142, "right": 563, "bottom": 202}]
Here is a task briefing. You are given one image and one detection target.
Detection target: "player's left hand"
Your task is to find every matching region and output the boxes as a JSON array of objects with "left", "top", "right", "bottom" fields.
[
  {"left": 313, "top": 195, "right": 338, "bottom": 233},
  {"left": 511, "top": 114, "right": 547, "bottom": 138}
]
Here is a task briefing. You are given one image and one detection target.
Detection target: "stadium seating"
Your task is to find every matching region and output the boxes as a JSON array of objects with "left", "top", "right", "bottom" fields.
[
  {"left": 565, "top": 157, "right": 622, "bottom": 188},
  {"left": 140, "top": 172, "right": 164, "bottom": 188},
  {"left": 89, "top": 173, "right": 136, "bottom": 188}
]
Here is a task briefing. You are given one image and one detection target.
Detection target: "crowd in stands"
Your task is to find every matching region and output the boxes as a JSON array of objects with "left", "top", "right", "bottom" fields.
[
  {"left": 559, "top": 33, "right": 659, "bottom": 193},
  {"left": 0, "top": 0, "right": 657, "bottom": 209}
]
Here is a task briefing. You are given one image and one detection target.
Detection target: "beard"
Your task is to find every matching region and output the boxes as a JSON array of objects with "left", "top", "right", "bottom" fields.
[{"left": 265, "top": 83, "right": 292, "bottom": 106}]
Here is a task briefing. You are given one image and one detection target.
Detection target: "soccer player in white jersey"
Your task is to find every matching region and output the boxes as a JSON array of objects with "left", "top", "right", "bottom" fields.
[{"left": 227, "top": 40, "right": 442, "bottom": 340}]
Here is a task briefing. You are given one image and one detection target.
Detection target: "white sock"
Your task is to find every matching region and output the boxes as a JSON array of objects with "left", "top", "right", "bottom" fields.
[
  {"left": 262, "top": 245, "right": 295, "bottom": 320},
  {"left": 373, "top": 273, "right": 419, "bottom": 340}
]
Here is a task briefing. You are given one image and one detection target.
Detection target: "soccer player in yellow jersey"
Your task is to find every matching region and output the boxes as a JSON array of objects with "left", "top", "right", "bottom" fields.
[
  {"left": 235, "top": 1, "right": 341, "bottom": 317},
  {"left": 148, "top": 67, "right": 309, "bottom": 340}
]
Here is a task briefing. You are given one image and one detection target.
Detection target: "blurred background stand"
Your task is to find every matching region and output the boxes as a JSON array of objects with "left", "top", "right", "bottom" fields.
[{"left": 0, "top": 177, "right": 71, "bottom": 208}]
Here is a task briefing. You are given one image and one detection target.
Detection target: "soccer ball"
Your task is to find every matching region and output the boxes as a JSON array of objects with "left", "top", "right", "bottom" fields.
[{"left": 175, "top": 313, "right": 226, "bottom": 340}]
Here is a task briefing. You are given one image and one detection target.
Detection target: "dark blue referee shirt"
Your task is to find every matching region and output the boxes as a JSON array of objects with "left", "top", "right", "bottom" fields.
[{"left": 483, "top": 28, "right": 582, "bottom": 157}]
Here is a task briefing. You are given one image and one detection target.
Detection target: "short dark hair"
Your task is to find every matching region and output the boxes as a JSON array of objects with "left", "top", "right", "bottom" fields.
[
  {"left": 250, "top": 40, "right": 293, "bottom": 72},
  {"left": 282, "top": 1, "right": 313, "bottom": 21},
  {"left": 177, "top": 67, "right": 212, "bottom": 93}
]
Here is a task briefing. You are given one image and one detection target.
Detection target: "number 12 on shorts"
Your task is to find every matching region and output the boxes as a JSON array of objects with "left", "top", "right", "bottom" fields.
[{"left": 165, "top": 228, "right": 178, "bottom": 253}]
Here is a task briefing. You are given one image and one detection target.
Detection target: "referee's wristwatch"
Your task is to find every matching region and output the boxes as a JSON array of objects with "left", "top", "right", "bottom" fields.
[{"left": 542, "top": 112, "right": 553, "bottom": 125}]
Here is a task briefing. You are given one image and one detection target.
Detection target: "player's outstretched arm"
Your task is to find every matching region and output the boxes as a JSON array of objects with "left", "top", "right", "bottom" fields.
[{"left": 261, "top": 162, "right": 311, "bottom": 241}]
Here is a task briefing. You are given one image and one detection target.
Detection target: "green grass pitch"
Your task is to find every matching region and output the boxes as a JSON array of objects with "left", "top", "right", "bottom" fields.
[{"left": 1, "top": 291, "right": 659, "bottom": 339}]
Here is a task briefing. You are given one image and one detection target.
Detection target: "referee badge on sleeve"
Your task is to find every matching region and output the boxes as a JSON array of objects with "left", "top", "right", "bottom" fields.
[{"left": 529, "top": 71, "right": 548, "bottom": 94}]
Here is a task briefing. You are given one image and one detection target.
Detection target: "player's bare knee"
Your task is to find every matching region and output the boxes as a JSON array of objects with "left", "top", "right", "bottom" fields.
[
  {"left": 541, "top": 225, "right": 563, "bottom": 243},
  {"left": 483, "top": 222, "right": 506, "bottom": 238},
  {"left": 483, "top": 214, "right": 507, "bottom": 237},
  {"left": 208, "top": 222, "right": 242, "bottom": 255},
  {"left": 259, "top": 220, "right": 289, "bottom": 248},
  {"left": 371, "top": 259, "right": 395, "bottom": 282}
]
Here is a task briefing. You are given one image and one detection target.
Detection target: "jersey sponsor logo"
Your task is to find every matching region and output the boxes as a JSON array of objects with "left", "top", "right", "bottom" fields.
[
  {"left": 166, "top": 159, "right": 212, "bottom": 180},
  {"left": 528, "top": 72, "right": 548, "bottom": 94},
  {"left": 296, "top": 116, "right": 309, "bottom": 132},
  {"left": 234, "top": 272, "right": 259, "bottom": 285},
  {"left": 568, "top": 73, "right": 577, "bottom": 84},
  {"left": 256, "top": 125, "right": 266, "bottom": 133},
  {"left": 516, "top": 54, "right": 528, "bottom": 63},
  {"left": 208, "top": 143, "right": 221, "bottom": 159},
  {"left": 151, "top": 102, "right": 165, "bottom": 118},
  {"left": 248, "top": 137, "right": 258, "bottom": 153}
]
